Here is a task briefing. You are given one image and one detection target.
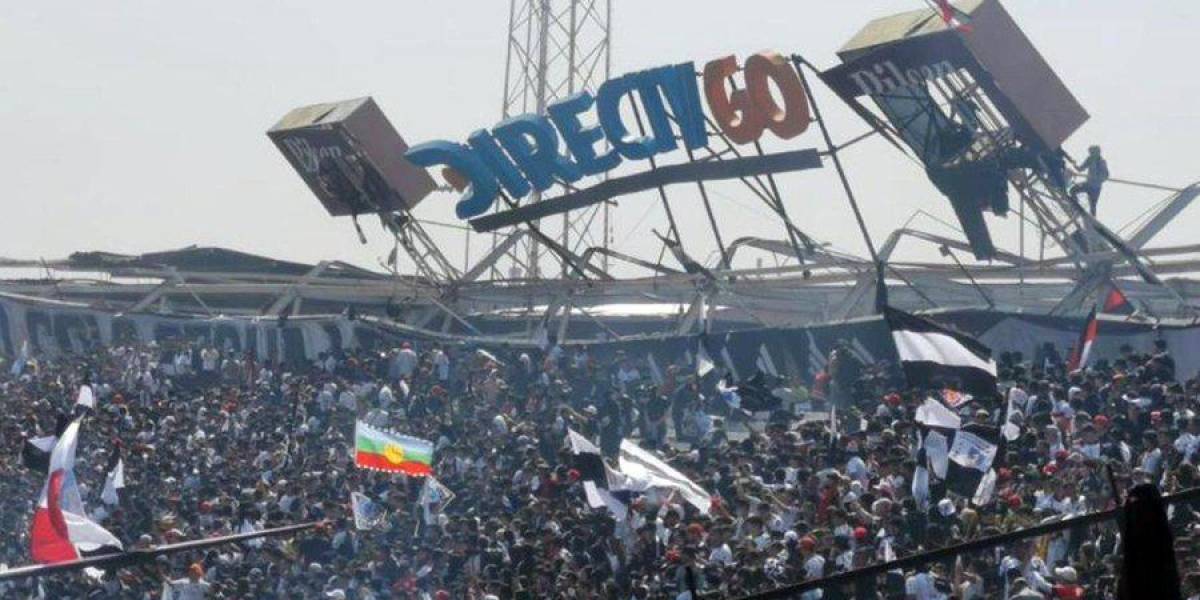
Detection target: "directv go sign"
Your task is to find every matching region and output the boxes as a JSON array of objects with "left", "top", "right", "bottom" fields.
[{"left": 405, "top": 51, "right": 815, "bottom": 220}]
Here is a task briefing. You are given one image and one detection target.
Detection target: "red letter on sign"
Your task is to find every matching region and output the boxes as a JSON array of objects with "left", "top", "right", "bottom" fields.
[
  {"left": 703, "top": 55, "right": 763, "bottom": 145},
  {"left": 743, "top": 51, "right": 811, "bottom": 140}
]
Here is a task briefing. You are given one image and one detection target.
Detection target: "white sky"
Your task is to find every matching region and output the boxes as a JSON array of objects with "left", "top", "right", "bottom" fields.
[{"left": 1, "top": 1, "right": 1197, "bottom": 276}]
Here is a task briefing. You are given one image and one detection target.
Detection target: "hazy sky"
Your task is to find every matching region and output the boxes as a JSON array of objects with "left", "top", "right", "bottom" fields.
[{"left": 2, "top": 1, "right": 1197, "bottom": 277}]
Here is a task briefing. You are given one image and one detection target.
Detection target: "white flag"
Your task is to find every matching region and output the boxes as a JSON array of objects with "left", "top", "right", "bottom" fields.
[
  {"left": 100, "top": 459, "right": 125, "bottom": 506},
  {"left": 618, "top": 439, "right": 711, "bottom": 514},
  {"left": 75, "top": 385, "right": 96, "bottom": 410},
  {"left": 972, "top": 468, "right": 998, "bottom": 506},
  {"left": 351, "top": 491, "right": 386, "bottom": 531},
  {"left": 418, "top": 477, "right": 455, "bottom": 525},
  {"left": 924, "top": 430, "right": 950, "bottom": 479},
  {"left": 915, "top": 397, "right": 961, "bottom": 430},
  {"left": 756, "top": 344, "right": 779, "bottom": 377},
  {"left": 696, "top": 343, "right": 714, "bottom": 378},
  {"left": 947, "top": 431, "right": 998, "bottom": 473},
  {"left": 646, "top": 353, "right": 664, "bottom": 386},
  {"left": 10, "top": 340, "right": 29, "bottom": 377},
  {"left": 720, "top": 345, "right": 740, "bottom": 381}
]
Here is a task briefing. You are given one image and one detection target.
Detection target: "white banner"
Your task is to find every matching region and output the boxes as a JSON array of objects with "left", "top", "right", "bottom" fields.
[{"left": 948, "top": 430, "right": 998, "bottom": 472}]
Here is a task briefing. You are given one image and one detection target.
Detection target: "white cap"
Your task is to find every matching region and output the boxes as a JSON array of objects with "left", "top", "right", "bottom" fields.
[
  {"left": 1054, "top": 566, "right": 1078, "bottom": 583},
  {"left": 937, "top": 498, "right": 956, "bottom": 517}
]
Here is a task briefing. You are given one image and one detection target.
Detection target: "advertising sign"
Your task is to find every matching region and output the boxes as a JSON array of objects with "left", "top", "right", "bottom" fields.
[{"left": 404, "top": 51, "right": 820, "bottom": 220}]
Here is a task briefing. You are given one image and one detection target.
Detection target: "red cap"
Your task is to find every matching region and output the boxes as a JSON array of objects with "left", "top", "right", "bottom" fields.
[
  {"left": 800, "top": 535, "right": 817, "bottom": 550},
  {"left": 567, "top": 469, "right": 581, "bottom": 482},
  {"left": 883, "top": 393, "right": 902, "bottom": 407},
  {"left": 1007, "top": 494, "right": 1022, "bottom": 509},
  {"left": 1093, "top": 414, "right": 1110, "bottom": 427},
  {"left": 853, "top": 527, "right": 868, "bottom": 540},
  {"left": 1043, "top": 464, "right": 1058, "bottom": 476}
]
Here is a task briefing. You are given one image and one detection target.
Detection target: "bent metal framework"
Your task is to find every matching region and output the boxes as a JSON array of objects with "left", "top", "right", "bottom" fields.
[{"left": 1, "top": 0, "right": 1198, "bottom": 351}]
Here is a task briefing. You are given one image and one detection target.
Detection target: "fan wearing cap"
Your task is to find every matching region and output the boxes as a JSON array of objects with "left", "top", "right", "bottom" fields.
[
  {"left": 164, "top": 563, "right": 211, "bottom": 600},
  {"left": 1051, "top": 566, "right": 1084, "bottom": 599},
  {"left": 796, "top": 534, "right": 825, "bottom": 600}
]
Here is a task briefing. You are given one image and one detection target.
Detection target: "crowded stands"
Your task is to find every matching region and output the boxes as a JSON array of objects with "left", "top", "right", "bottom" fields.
[{"left": 0, "top": 332, "right": 1196, "bottom": 599}]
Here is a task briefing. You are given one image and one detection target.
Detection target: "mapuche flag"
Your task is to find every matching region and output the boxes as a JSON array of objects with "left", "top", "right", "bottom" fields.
[{"left": 354, "top": 420, "right": 433, "bottom": 476}]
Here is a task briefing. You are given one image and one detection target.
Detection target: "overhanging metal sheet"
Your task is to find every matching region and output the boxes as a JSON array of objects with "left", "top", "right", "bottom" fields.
[{"left": 468, "top": 149, "right": 823, "bottom": 233}]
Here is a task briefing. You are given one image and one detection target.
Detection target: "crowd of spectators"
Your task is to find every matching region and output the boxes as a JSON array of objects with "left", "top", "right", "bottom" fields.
[{"left": 0, "top": 332, "right": 1197, "bottom": 599}]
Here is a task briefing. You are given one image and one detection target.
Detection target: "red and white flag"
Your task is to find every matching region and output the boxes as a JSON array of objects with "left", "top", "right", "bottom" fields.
[
  {"left": 1102, "top": 285, "right": 1134, "bottom": 316},
  {"left": 30, "top": 419, "right": 123, "bottom": 564},
  {"left": 1067, "top": 308, "right": 1099, "bottom": 372},
  {"left": 934, "top": 0, "right": 974, "bottom": 32}
]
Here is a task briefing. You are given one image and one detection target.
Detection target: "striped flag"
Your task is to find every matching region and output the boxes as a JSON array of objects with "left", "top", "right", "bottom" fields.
[
  {"left": 884, "top": 307, "right": 997, "bottom": 398},
  {"left": 99, "top": 459, "right": 125, "bottom": 506},
  {"left": 75, "top": 385, "right": 96, "bottom": 410},
  {"left": 1067, "top": 307, "right": 1098, "bottom": 372},
  {"left": 755, "top": 343, "right": 779, "bottom": 377},
  {"left": 353, "top": 421, "right": 434, "bottom": 476},
  {"left": 30, "top": 419, "right": 123, "bottom": 563},
  {"left": 618, "top": 439, "right": 712, "bottom": 514}
]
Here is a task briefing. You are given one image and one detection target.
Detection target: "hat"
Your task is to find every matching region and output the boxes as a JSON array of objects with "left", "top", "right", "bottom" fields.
[
  {"left": 1054, "top": 566, "right": 1078, "bottom": 583},
  {"left": 853, "top": 527, "right": 868, "bottom": 540},
  {"left": 800, "top": 535, "right": 817, "bottom": 551},
  {"left": 937, "top": 498, "right": 956, "bottom": 517}
]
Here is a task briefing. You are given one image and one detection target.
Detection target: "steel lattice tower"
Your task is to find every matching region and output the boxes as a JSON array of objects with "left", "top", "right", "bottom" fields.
[{"left": 495, "top": 0, "right": 612, "bottom": 279}]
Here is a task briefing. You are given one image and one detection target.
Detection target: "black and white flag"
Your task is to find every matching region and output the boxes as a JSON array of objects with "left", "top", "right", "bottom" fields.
[
  {"left": 884, "top": 307, "right": 997, "bottom": 398},
  {"left": 944, "top": 424, "right": 1001, "bottom": 502},
  {"left": 75, "top": 384, "right": 96, "bottom": 410},
  {"left": 21, "top": 414, "right": 71, "bottom": 474},
  {"left": 566, "top": 430, "right": 630, "bottom": 520},
  {"left": 915, "top": 400, "right": 1002, "bottom": 507},
  {"left": 100, "top": 458, "right": 125, "bottom": 506}
]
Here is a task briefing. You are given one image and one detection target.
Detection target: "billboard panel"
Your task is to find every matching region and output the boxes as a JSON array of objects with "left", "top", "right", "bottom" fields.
[{"left": 268, "top": 97, "right": 436, "bottom": 217}]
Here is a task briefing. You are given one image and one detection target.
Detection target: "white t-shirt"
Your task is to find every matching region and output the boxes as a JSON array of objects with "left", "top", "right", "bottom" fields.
[
  {"left": 167, "top": 578, "right": 211, "bottom": 600},
  {"left": 432, "top": 350, "right": 450, "bottom": 381},
  {"left": 395, "top": 349, "right": 418, "bottom": 378},
  {"left": 846, "top": 456, "right": 869, "bottom": 487},
  {"left": 1175, "top": 432, "right": 1200, "bottom": 462},
  {"left": 708, "top": 543, "right": 733, "bottom": 566},
  {"left": 201, "top": 348, "right": 219, "bottom": 372},
  {"left": 905, "top": 572, "right": 946, "bottom": 600},
  {"left": 802, "top": 555, "right": 825, "bottom": 600}
]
